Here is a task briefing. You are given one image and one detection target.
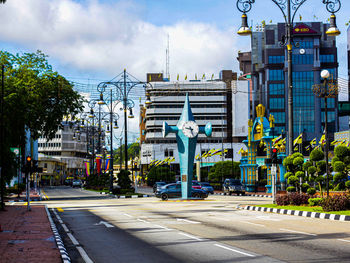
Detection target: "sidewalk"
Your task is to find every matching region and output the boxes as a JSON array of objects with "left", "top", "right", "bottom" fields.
[{"left": 0, "top": 205, "right": 61, "bottom": 263}]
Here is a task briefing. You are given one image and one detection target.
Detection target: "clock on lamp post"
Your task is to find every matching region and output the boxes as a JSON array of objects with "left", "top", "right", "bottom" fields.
[{"left": 163, "top": 94, "right": 212, "bottom": 199}]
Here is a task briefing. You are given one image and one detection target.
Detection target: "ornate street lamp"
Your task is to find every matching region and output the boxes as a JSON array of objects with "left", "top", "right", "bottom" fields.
[
  {"left": 313, "top": 69, "right": 338, "bottom": 197},
  {"left": 235, "top": 0, "right": 341, "bottom": 155},
  {"left": 97, "top": 69, "right": 151, "bottom": 184}
]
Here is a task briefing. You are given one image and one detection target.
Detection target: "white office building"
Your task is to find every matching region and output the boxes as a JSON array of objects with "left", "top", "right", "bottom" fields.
[{"left": 141, "top": 71, "right": 249, "bottom": 170}]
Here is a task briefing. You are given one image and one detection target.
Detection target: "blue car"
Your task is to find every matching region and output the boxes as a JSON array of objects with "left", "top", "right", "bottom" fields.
[
  {"left": 155, "top": 183, "right": 208, "bottom": 200},
  {"left": 199, "top": 182, "right": 214, "bottom": 194}
]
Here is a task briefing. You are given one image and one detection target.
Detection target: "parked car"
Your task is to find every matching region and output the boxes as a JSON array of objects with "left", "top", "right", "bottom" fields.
[
  {"left": 155, "top": 183, "right": 208, "bottom": 200},
  {"left": 176, "top": 181, "right": 202, "bottom": 189},
  {"left": 223, "top": 179, "right": 245, "bottom": 196},
  {"left": 153, "top": 182, "right": 167, "bottom": 193},
  {"left": 72, "top": 179, "right": 82, "bottom": 188},
  {"left": 199, "top": 182, "right": 214, "bottom": 194},
  {"left": 191, "top": 181, "right": 202, "bottom": 189}
]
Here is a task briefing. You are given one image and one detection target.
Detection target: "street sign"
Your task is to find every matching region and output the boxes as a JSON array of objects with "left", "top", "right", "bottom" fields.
[{"left": 10, "top": 147, "right": 20, "bottom": 156}]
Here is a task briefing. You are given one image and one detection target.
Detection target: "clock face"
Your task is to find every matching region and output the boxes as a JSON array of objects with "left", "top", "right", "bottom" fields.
[
  {"left": 299, "top": 48, "right": 305, "bottom": 55},
  {"left": 181, "top": 121, "right": 199, "bottom": 138}
]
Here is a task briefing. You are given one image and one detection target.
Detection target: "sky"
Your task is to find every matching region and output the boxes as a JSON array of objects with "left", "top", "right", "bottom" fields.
[{"left": 0, "top": 0, "right": 349, "bottom": 143}]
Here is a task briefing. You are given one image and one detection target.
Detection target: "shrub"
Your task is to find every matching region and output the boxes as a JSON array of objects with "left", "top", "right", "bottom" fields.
[
  {"left": 301, "top": 183, "right": 310, "bottom": 193},
  {"left": 288, "top": 192, "right": 310, "bottom": 205},
  {"left": 295, "top": 171, "right": 305, "bottom": 178},
  {"left": 334, "top": 145, "right": 349, "bottom": 159},
  {"left": 310, "top": 149, "right": 324, "bottom": 162},
  {"left": 286, "top": 186, "right": 296, "bottom": 192},
  {"left": 333, "top": 183, "right": 346, "bottom": 191},
  {"left": 307, "top": 187, "right": 316, "bottom": 195},
  {"left": 308, "top": 166, "right": 317, "bottom": 175},
  {"left": 333, "top": 161, "right": 346, "bottom": 173},
  {"left": 284, "top": 172, "right": 293, "bottom": 180},
  {"left": 321, "top": 194, "right": 350, "bottom": 212},
  {"left": 276, "top": 194, "right": 290, "bottom": 206},
  {"left": 293, "top": 157, "right": 304, "bottom": 167},
  {"left": 345, "top": 181, "right": 350, "bottom": 190},
  {"left": 288, "top": 176, "right": 299, "bottom": 186},
  {"left": 308, "top": 197, "right": 323, "bottom": 206}
]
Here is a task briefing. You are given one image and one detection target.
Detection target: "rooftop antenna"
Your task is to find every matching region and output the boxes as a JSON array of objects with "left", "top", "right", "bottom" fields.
[{"left": 166, "top": 34, "right": 170, "bottom": 80}]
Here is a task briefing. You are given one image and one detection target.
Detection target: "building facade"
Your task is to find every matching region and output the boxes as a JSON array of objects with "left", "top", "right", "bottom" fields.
[
  {"left": 140, "top": 71, "right": 248, "bottom": 174},
  {"left": 250, "top": 22, "right": 339, "bottom": 141},
  {"left": 38, "top": 121, "right": 89, "bottom": 178}
]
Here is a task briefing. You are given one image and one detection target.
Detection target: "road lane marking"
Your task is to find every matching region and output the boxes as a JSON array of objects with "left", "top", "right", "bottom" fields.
[
  {"left": 137, "top": 219, "right": 149, "bottom": 223},
  {"left": 76, "top": 246, "right": 94, "bottom": 263},
  {"left": 338, "top": 239, "right": 350, "bottom": 243},
  {"left": 67, "top": 232, "right": 80, "bottom": 245},
  {"left": 256, "top": 216, "right": 281, "bottom": 221},
  {"left": 214, "top": 244, "right": 255, "bottom": 257},
  {"left": 94, "top": 221, "right": 114, "bottom": 228},
  {"left": 153, "top": 224, "right": 173, "bottom": 231},
  {"left": 178, "top": 232, "right": 203, "bottom": 241},
  {"left": 57, "top": 207, "right": 64, "bottom": 212},
  {"left": 176, "top": 218, "right": 201, "bottom": 224},
  {"left": 61, "top": 224, "right": 69, "bottom": 233},
  {"left": 279, "top": 228, "right": 316, "bottom": 236},
  {"left": 123, "top": 213, "right": 133, "bottom": 218},
  {"left": 241, "top": 221, "right": 265, "bottom": 227}
]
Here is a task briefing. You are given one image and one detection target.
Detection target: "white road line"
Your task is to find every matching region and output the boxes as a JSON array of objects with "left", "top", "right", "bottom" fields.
[
  {"left": 178, "top": 232, "right": 203, "bottom": 241},
  {"left": 137, "top": 219, "right": 149, "bottom": 223},
  {"left": 214, "top": 244, "right": 255, "bottom": 257},
  {"left": 123, "top": 213, "right": 133, "bottom": 218},
  {"left": 153, "top": 224, "right": 173, "bottom": 231},
  {"left": 279, "top": 228, "right": 317, "bottom": 236},
  {"left": 176, "top": 218, "right": 201, "bottom": 224},
  {"left": 61, "top": 223, "right": 69, "bottom": 233},
  {"left": 76, "top": 246, "right": 94, "bottom": 263},
  {"left": 67, "top": 232, "right": 80, "bottom": 245},
  {"left": 241, "top": 221, "right": 266, "bottom": 227},
  {"left": 337, "top": 239, "right": 350, "bottom": 243}
]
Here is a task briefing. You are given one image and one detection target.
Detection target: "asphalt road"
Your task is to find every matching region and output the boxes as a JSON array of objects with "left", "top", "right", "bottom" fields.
[{"left": 43, "top": 187, "right": 350, "bottom": 263}]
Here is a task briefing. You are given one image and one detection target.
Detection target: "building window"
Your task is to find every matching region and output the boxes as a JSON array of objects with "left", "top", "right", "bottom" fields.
[
  {"left": 293, "top": 54, "right": 314, "bottom": 64},
  {"left": 164, "top": 149, "right": 174, "bottom": 157},
  {"left": 320, "top": 54, "right": 335, "bottom": 63},
  {"left": 269, "top": 98, "right": 285, "bottom": 109},
  {"left": 268, "top": 56, "right": 284, "bottom": 64},
  {"left": 269, "top": 83, "right": 284, "bottom": 95},
  {"left": 44, "top": 163, "right": 47, "bottom": 168},
  {"left": 269, "top": 70, "right": 284, "bottom": 81},
  {"left": 271, "top": 112, "right": 285, "bottom": 124}
]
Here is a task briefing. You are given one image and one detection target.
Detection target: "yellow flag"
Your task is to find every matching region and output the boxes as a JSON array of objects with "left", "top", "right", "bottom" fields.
[
  {"left": 319, "top": 134, "right": 325, "bottom": 145},
  {"left": 211, "top": 73, "right": 214, "bottom": 80},
  {"left": 185, "top": 74, "right": 187, "bottom": 80},
  {"left": 195, "top": 74, "right": 197, "bottom": 80},
  {"left": 202, "top": 73, "right": 205, "bottom": 80},
  {"left": 148, "top": 75, "right": 152, "bottom": 82},
  {"left": 310, "top": 138, "right": 316, "bottom": 146},
  {"left": 177, "top": 74, "right": 179, "bottom": 81},
  {"left": 293, "top": 133, "right": 303, "bottom": 146},
  {"left": 299, "top": 14, "right": 302, "bottom": 21}
]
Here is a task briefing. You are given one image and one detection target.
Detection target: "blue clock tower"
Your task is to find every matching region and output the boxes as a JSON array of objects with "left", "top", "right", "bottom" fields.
[{"left": 163, "top": 94, "right": 212, "bottom": 199}]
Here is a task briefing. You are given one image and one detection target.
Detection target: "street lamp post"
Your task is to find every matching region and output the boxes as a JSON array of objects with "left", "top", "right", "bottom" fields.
[
  {"left": 97, "top": 70, "right": 150, "bottom": 179},
  {"left": 235, "top": 0, "right": 341, "bottom": 155},
  {"left": 96, "top": 87, "right": 120, "bottom": 193},
  {"left": 312, "top": 69, "right": 338, "bottom": 197}
]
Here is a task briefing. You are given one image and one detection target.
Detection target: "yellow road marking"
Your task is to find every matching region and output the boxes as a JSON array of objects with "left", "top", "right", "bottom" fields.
[
  {"left": 57, "top": 207, "right": 64, "bottom": 212},
  {"left": 42, "top": 190, "right": 49, "bottom": 200}
]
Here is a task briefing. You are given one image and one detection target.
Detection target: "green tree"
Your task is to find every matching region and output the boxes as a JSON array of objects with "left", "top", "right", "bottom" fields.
[
  {"left": 118, "top": 169, "right": 132, "bottom": 189},
  {"left": 208, "top": 161, "right": 240, "bottom": 182},
  {"left": 331, "top": 145, "right": 350, "bottom": 191},
  {"left": 146, "top": 166, "right": 175, "bottom": 186},
  {"left": 1, "top": 50, "right": 83, "bottom": 184}
]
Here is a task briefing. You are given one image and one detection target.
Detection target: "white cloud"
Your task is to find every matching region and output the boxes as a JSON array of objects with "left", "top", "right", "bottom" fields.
[{"left": 0, "top": 0, "right": 240, "bottom": 80}]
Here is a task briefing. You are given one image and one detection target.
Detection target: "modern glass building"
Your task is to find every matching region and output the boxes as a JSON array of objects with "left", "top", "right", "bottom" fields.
[{"left": 251, "top": 22, "right": 338, "bottom": 141}]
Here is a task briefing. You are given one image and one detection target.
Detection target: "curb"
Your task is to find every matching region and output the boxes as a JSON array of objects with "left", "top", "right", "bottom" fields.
[
  {"left": 240, "top": 205, "right": 350, "bottom": 222},
  {"left": 214, "top": 192, "right": 272, "bottom": 198},
  {"left": 45, "top": 206, "right": 71, "bottom": 263},
  {"left": 115, "top": 194, "right": 151, "bottom": 198}
]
